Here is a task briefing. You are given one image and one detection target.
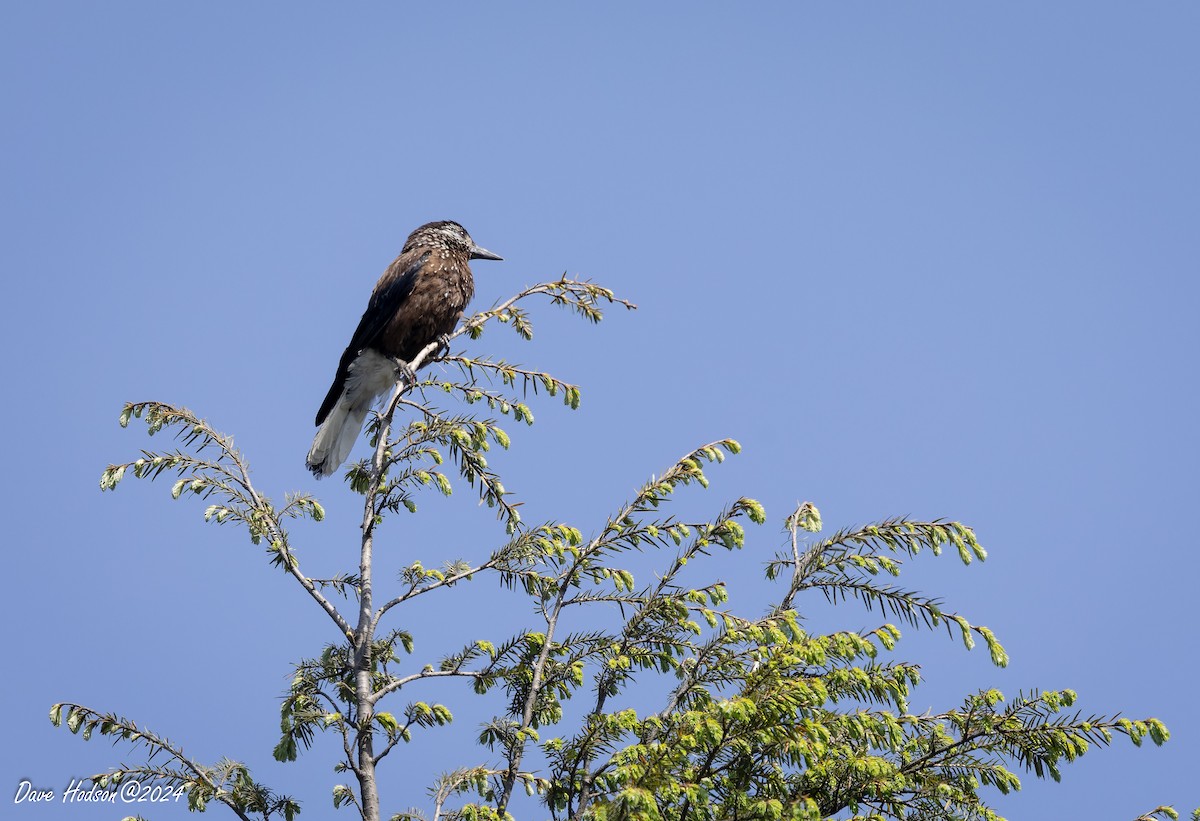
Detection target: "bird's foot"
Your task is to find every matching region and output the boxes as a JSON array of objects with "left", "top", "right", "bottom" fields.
[
  {"left": 432, "top": 333, "right": 453, "bottom": 360},
  {"left": 393, "top": 358, "right": 418, "bottom": 387}
]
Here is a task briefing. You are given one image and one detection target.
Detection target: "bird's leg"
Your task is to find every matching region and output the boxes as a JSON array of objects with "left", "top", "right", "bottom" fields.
[
  {"left": 392, "top": 357, "right": 418, "bottom": 388},
  {"left": 432, "top": 333, "right": 453, "bottom": 361}
]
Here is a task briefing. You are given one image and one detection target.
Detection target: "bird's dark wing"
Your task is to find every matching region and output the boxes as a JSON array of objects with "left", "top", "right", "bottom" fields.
[{"left": 314, "top": 250, "right": 431, "bottom": 425}]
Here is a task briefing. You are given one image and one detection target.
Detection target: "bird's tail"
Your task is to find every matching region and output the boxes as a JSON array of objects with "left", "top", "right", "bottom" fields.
[
  {"left": 307, "top": 349, "right": 401, "bottom": 478},
  {"left": 306, "top": 395, "right": 372, "bottom": 478}
]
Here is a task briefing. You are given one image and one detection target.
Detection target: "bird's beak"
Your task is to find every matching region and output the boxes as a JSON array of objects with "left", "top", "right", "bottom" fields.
[{"left": 469, "top": 244, "right": 503, "bottom": 261}]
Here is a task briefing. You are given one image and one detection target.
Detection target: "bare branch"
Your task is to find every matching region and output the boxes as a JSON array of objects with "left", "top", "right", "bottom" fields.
[{"left": 371, "top": 669, "right": 484, "bottom": 706}]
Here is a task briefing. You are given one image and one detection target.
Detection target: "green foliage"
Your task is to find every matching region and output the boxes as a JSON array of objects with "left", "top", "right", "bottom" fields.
[
  {"left": 60, "top": 276, "right": 1177, "bottom": 821},
  {"left": 766, "top": 515, "right": 1006, "bottom": 667},
  {"left": 49, "top": 703, "right": 299, "bottom": 820},
  {"left": 1133, "top": 808, "right": 1181, "bottom": 821}
]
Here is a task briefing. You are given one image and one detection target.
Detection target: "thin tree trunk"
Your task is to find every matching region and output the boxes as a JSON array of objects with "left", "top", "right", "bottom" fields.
[
  {"left": 355, "top": 517, "right": 380, "bottom": 821},
  {"left": 353, "top": 381, "right": 405, "bottom": 821}
]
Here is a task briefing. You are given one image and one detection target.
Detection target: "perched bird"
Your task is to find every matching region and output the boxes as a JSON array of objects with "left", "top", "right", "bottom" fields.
[{"left": 306, "top": 221, "right": 502, "bottom": 477}]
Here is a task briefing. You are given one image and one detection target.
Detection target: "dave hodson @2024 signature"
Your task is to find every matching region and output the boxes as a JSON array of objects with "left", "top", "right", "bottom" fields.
[{"left": 13, "top": 778, "right": 188, "bottom": 807}]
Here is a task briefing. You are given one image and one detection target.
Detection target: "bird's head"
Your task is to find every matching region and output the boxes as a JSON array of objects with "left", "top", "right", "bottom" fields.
[{"left": 405, "top": 220, "right": 503, "bottom": 262}]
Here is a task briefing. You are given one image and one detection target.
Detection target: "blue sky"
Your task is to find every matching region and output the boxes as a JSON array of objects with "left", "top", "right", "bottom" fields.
[{"left": 3, "top": 3, "right": 1197, "bottom": 819}]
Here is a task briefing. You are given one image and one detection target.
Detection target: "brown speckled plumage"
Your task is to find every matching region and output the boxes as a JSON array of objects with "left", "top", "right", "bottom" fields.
[{"left": 306, "top": 221, "right": 501, "bottom": 477}]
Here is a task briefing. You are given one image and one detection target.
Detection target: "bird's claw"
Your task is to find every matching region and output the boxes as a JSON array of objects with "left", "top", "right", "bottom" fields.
[
  {"left": 393, "top": 359, "right": 418, "bottom": 387},
  {"left": 433, "top": 333, "right": 453, "bottom": 360}
]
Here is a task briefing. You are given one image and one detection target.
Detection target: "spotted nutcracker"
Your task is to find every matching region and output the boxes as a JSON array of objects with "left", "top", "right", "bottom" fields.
[{"left": 306, "top": 220, "right": 501, "bottom": 477}]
